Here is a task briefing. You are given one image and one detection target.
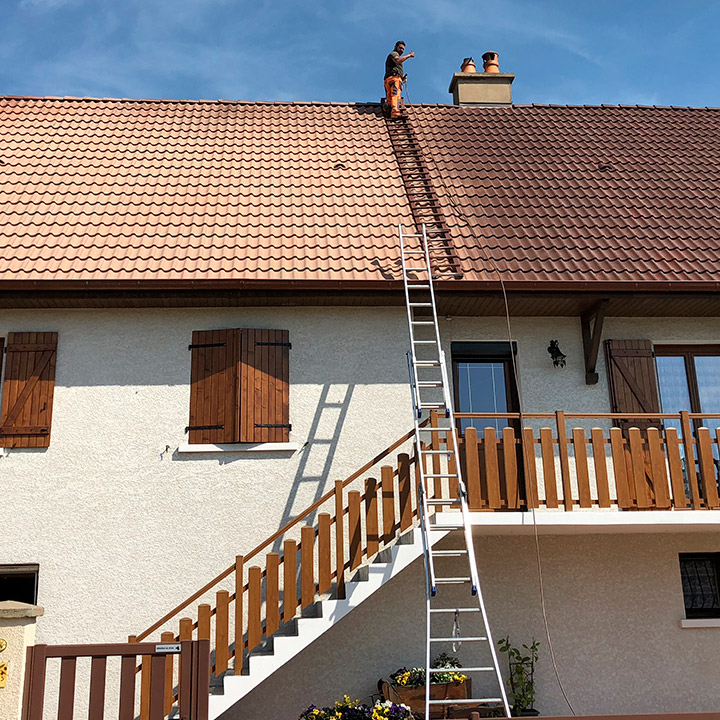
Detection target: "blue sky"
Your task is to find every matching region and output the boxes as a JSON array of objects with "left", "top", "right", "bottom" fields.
[{"left": 1, "top": 0, "right": 718, "bottom": 107}]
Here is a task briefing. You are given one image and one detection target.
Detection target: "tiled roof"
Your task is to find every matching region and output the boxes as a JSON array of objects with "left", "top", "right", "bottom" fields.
[
  {"left": 411, "top": 104, "right": 720, "bottom": 287},
  {"left": 1, "top": 96, "right": 718, "bottom": 289}
]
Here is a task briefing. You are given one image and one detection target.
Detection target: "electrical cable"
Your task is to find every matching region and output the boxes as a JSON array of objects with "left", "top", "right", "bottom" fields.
[{"left": 400, "top": 82, "right": 578, "bottom": 715}]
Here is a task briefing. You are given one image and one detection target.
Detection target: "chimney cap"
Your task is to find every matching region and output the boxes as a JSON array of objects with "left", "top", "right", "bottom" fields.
[{"left": 482, "top": 51, "right": 500, "bottom": 73}]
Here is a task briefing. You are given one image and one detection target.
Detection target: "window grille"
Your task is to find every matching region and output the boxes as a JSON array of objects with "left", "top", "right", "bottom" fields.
[{"left": 680, "top": 554, "right": 720, "bottom": 618}]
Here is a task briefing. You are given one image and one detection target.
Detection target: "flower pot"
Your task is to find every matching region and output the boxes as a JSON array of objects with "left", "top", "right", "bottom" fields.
[{"left": 381, "top": 680, "right": 470, "bottom": 719}]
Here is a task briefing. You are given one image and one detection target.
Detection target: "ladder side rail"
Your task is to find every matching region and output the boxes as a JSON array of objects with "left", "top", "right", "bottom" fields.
[
  {"left": 400, "top": 224, "right": 423, "bottom": 417},
  {"left": 405, "top": 351, "right": 421, "bottom": 422},
  {"left": 420, "top": 225, "right": 452, "bottom": 413},
  {"left": 418, "top": 485, "right": 433, "bottom": 720}
]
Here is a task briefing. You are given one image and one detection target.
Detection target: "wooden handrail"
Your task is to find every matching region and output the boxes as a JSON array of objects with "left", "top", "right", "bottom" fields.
[
  {"left": 134, "top": 422, "right": 423, "bottom": 642},
  {"left": 455, "top": 412, "right": 720, "bottom": 420}
]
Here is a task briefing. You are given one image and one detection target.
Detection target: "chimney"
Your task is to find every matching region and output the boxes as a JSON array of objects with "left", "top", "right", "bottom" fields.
[{"left": 448, "top": 51, "right": 514, "bottom": 106}]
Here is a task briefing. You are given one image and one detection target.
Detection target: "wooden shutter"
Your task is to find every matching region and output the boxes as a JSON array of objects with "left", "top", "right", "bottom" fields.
[
  {"left": 0, "top": 332, "right": 58, "bottom": 448},
  {"left": 605, "top": 339, "right": 661, "bottom": 431},
  {"left": 188, "top": 329, "right": 240, "bottom": 444},
  {"left": 239, "top": 329, "right": 290, "bottom": 443}
]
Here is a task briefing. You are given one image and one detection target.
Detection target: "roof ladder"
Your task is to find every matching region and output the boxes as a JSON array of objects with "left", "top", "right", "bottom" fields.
[
  {"left": 400, "top": 222, "right": 510, "bottom": 719},
  {"left": 386, "top": 114, "right": 461, "bottom": 279}
]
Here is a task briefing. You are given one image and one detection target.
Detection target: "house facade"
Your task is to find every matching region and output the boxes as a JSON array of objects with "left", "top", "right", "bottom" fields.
[{"left": 2, "top": 66, "right": 720, "bottom": 718}]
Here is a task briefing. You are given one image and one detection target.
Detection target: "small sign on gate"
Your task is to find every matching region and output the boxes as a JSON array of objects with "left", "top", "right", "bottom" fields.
[{"left": 155, "top": 643, "right": 182, "bottom": 653}]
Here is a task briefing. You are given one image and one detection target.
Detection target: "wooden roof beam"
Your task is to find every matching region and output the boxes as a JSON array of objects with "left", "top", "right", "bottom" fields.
[{"left": 581, "top": 299, "right": 610, "bottom": 385}]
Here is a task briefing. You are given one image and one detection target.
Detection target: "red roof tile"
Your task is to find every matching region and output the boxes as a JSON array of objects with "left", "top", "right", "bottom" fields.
[{"left": 0, "top": 97, "right": 718, "bottom": 289}]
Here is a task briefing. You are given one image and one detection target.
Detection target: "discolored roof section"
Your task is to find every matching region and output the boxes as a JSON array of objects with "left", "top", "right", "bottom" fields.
[
  {"left": 0, "top": 96, "right": 718, "bottom": 290},
  {"left": 411, "top": 103, "right": 720, "bottom": 289}
]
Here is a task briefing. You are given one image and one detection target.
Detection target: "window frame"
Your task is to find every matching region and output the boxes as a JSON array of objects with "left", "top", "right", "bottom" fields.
[
  {"left": 679, "top": 552, "right": 720, "bottom": 620},
  {"left": 451, "top": 342, "right": 520, "bottom": 418},
  {"left": 655, "top": 344, "right": 720, "bottom": 414},
  {"left": 0, "top": 563, "right": 39, "bottom": 605}
]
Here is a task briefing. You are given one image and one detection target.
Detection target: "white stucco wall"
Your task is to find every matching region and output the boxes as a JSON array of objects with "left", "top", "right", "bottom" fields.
[
  {"left": 232, "top": 532, "right": 720, "bottom": 719},
  {"left": 1, "top": 306, "right": 720, "bottom": 709}
]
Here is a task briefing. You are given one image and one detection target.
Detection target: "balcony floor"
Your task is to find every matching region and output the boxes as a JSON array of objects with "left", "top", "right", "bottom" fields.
[{"left": 434, "top": 509, "right": 720, "bottom": 534}]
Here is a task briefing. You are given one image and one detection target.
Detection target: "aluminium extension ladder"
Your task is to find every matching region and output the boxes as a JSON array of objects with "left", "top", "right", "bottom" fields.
[{"left": 400, "top": 223, "right": 511, "bottom": 719}]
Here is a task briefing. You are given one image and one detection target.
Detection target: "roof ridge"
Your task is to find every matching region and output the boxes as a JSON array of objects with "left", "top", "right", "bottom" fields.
[{"left": 1, "top": 95, "right": 719, "bottom": 111}]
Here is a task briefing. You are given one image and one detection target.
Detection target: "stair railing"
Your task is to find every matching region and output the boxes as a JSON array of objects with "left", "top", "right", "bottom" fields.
[{"left": 129, "top": 421, "right": 435, "bottom": 712}]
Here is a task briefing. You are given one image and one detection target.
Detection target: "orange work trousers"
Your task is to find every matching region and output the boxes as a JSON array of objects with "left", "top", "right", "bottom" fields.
[{"left": 384, "top": 76, "right": 404, "bottom": 118}]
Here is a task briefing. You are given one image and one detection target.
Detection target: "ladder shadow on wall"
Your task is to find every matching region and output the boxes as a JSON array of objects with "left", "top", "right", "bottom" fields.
[{"left": 271, "top": 383, "right": 354, "bottom": 553}]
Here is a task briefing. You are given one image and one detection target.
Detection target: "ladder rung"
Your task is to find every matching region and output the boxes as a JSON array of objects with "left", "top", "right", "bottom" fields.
[
  {"left": 429, "top": 606, "right": 477, "bottom": 611},
  {"left": 428, "top": 698, "right": 502, "bottom": 705},
  {"left": 424, "top": 473, "right": 457, "bottom": 478},
  {"left": 435, "top": 577, "right": 472, "bottom": 584},
  {"left": 429, "top": 525, "right": 464, "bottom": 532},
  {"left": 421, "top": 448, "right": 452, "bottom": 453},
  {"left": 418, "top": 426, "right": 450, "bottom": 431},
  {"left": 406, "top": 284, "right": 430, "bottom": 289},
  {"left": 409, "top": 303, "right": 432, "bottom": 307},
  {"left": 411, "top": 321, "right": 434, "bottom": 325},
  {"left": 417, "top": 381, "right": 443, "bottom": 387},
  {"left": 429, "top": 636, "right": 487, "bottom": 642},
  {"left": 413, "top": 340, "right": 437, "bottom": 345},
  {"left": 419, "top": 402, "right": 446, "bottom": 408},
  {"left": 402, "top": 249, "right": 425, "bottom": 254},
  {"left": 427, "top": 666, "right": 493, "bottom": 673},
  {"left": 426, "top": 499, "right": 460, "bottom": 505},
  {"left": 415, "top": 361, "right": 440, "bottom": 367}
]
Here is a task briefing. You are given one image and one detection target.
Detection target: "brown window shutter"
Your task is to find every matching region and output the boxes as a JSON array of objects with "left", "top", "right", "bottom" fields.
[
  {"left": 604, "top": 339, "right": 661, "bottom": 431},
  {"left": 188, "top": 329, "right": 240, "bottom": 444},
  {"left": 239, "top": 329, "right": 290, "bottom": 443},
  {"left": 0, "top": 332, "right": 58, "bottom": 448}
]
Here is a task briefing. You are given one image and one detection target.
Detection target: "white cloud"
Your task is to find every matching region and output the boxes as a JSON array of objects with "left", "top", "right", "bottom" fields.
[{"left": 20, "top": 0, "right": 75, "bottom": 9}]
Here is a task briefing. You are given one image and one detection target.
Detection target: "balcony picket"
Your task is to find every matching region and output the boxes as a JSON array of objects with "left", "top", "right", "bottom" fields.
[
  {"left": 573, "top": 428, "right": 592, "bottom": 508},
  {"left": 283, "top": 540, "right": 297, "bottom": 624},
  {"left": 265, "top": 553, "right": 281, "bottom": 635},
  {"left": 317, "top": 515, "right": 332, "bottom": 594},
  {"left": 365, "top": 479, "right": 379, "bottom": 557},
  {"left": 301, "top": 526, "right": 315, "bottom": 609},
  {"left": 214, "top": 591, "right": 229, "bottom": 674},
  {"left": 591, "top": 428, "right": 611, "bottom": 507}
]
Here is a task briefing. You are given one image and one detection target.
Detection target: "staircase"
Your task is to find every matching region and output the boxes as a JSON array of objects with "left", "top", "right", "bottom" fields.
[
  {"left": 130, "top": 425, "right": 463, "bottom": 719},
  {"left": 209, "top": 526, "right": 449, "bottom": 717}
]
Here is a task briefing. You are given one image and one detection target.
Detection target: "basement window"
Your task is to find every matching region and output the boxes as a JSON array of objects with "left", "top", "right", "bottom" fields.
[
  {"left": 0, "top": 563, "right": 39, "bottom": 605},
  {"left": 680, "top": 554, "right": 720, "bottom": 619}
]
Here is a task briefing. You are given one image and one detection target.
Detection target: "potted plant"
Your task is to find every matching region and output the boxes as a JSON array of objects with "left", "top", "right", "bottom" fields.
[
  {"left": 299, "top": 695, "right": 413, "bottom": 719},
  {"left": 497, "top": 636, "right": 540, "bottom": 717},
  {"left": 381, "top": 653, "right": 470, "bottom": 718}
]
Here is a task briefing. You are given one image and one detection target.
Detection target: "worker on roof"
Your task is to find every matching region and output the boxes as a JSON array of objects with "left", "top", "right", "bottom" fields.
[{"left": 384, "top": 41, "right": 414, "bottom": 119}]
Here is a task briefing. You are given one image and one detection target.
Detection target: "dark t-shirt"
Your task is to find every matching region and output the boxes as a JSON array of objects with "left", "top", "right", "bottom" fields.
[{"left": 385, "top": 51, "right": 403, "bottom": 79}]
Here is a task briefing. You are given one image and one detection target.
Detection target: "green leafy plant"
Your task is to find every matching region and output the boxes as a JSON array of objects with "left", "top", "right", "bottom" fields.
[{"left": 498, "top": 636, "right": 539, "bottom": 713}]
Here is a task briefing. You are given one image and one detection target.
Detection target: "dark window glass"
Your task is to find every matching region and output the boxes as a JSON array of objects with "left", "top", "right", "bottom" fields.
[
  {"left": 694, "top": 356, "right": 720, "bottom": 434},
  {"left": 680, "top": 554, "right": 720, "bottom": 618},
  {"left": 0, "top": 564, "right": 39, "bottom": 605}
]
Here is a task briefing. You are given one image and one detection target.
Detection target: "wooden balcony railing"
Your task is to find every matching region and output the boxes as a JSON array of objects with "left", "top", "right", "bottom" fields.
[
  {"left": 455, "top": 410, "right": 720, "bottom": 512},
  {"left": 128, "top": 411, "right": 720, "bottom": 718}
]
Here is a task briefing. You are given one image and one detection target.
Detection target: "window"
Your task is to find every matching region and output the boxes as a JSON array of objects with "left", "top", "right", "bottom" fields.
[
  {"left": 656, "top": 345, "right": 720, "bottom": 435},
  {"left": 680, "top": 553, "right": 720, "bottom": 619},
  {"left": 0, "top": 333, "right": 58, "bottom": 448},
  {"left": 0, "top": 564, "right": 39, "bottom": 605},
  {"left": 187, "top": 328, "right": 290, "bottom": 444},
  {"left": 451, "top": 342, "right": 519, "bottom": 435}
]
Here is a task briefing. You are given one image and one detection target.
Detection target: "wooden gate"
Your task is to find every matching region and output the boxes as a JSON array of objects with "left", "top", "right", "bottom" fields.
[{"left": 22, "top": 640, "right": 209, "bottom": 720}]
